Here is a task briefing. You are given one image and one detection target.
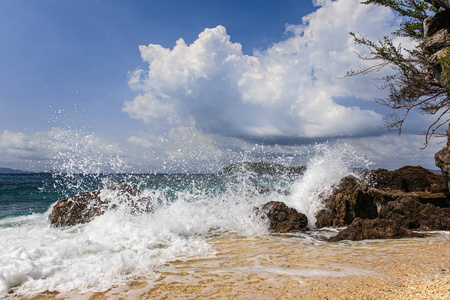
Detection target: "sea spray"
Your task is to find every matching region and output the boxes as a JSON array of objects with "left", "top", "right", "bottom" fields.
[
  {"left": 0, "top": 142, "right": 372, "bottom": 297},
  {"left": 282, "top": 143, "right": 372, "bottom": 228},
  {"left": 0, "top": 175, "right": 267, "bottom": 297}
]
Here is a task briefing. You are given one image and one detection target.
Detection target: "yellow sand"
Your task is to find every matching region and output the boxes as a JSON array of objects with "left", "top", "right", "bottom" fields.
[{"left": 25, "top": 232, "right": 450, "bottom": 300}]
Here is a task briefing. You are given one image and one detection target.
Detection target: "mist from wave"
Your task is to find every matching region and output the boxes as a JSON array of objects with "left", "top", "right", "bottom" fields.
[{"left": 0, "top": 143, "right": 371, "bottom": 298}]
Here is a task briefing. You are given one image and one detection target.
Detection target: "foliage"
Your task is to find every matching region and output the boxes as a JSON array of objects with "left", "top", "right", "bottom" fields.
[
  {"left": 348, "top": 0, "right": 450, "bottom": 148},
  {"left": 361, "top": 0, "right": 439, "bottom": 38}
]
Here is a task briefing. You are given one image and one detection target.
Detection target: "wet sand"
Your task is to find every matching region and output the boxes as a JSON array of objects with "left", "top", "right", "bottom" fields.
[{"left": 25, "top": 232, "right": 450, "bottom": 299}]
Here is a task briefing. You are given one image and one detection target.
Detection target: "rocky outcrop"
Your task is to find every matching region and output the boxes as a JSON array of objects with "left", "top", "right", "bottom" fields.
[
  {"left": 48, "top": 183, "right": 154, "bottom": 227},
  {"left": 436, "top": 125, "right": 450, "bottom": 193},
  {"left": 316, "top": 166, "right": 450, "bottom": 241},
  {"left": 255, "top": 201, "right": 308, "bottom": 233},
  {"left": 378, "top": 196, "right": 450, "bottom": 231},
  {"left": 423, "top": 4, "right": 450, "bottom": 87},
  {"left": 315, "top": 176, "right": 378, "bottom": 228},
  {"left": 436, "top": 146, "right": 450, "bottom": 192},
  {"left": 328, "top": 218, "right": 417, "bottom": 242},
  {"left": 424, "top": 10, "right": 450, "bottom": 38},
  {"left": 364, "top": 165, "right": 447, "bottom": 193},
  {"left": 423, "top": 3, "right": 450, "bottom": 192}
]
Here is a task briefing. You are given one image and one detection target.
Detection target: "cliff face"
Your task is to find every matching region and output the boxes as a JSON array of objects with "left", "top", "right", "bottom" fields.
[
  {"left": 424, "top": 2, "right": 450, "bottom": 192},
  {"left": 436, "top": 126, "right": 450, "bottom": 192},
  {"left": 423, "top": 8, "right": 450, "bottom": 88}
]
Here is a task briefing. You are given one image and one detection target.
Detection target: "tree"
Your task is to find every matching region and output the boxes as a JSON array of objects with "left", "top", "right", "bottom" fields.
[{"left": 347, "top": 0, "right": 450, "bottom": 148}]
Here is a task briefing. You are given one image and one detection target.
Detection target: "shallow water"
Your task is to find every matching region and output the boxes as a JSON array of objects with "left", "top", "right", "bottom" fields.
[
  {"left": 3, "top": 143, "right": 434, "bottom": 298},
  {"left": 17, "top": 231, "right": 450, "bottom": 299}
]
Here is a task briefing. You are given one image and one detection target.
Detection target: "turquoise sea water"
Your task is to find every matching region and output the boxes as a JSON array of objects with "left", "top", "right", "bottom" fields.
[
  {"left": 0, "top": 145, "right": 379, "bottom": 297},
  {"left": 0, "top": 173, "right": 217, "bottom": 219}
]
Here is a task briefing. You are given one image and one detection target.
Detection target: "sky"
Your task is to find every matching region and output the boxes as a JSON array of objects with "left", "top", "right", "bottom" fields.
[{"left": 0, "top": 0, "right": 446, "bottom": 173}]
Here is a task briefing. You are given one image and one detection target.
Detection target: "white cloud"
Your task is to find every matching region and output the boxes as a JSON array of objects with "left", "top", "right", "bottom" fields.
[
  {"left": 1, "top": 127, "right": 444, "bottom": 173},
  {"left": 341, "top": 134, "right": 446, "bottom": 170},
  {"left": 123, "top": 0, "right": 404, "bottom": 141},
  {"left": 0, "top": 128, "right": 124, "bottom": 173},
  {"left": 4, "top": 0, "right": 442, "bottom": 173},
  {"left": 0, "top": 130, "right": 41, "bottom": 162}
]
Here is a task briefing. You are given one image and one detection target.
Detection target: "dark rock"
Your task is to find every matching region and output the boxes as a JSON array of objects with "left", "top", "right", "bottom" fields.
[
  {"left": 48, "top": 183, "right": 154, "bottom": 227},
  {"left": 318, "top": 165, "right": 450, "bottom": 241},
  {"left": 424, "top": 10, "right": 450, "bottom": 37},
  {"left": 422, "top": 7, "right": 450, "bottom": 87},
  {"left": 315, "top": 176, "right": 378, "bottom": 228},
  {"left": 366, "top": 188, "right": 399, "bottom": 206},
  {"left": 328, "top": 218, "right": 418, "bottom": 242},
  {"left": 255, "top": 201, "right": 308, "bottom": 233},
  {"left": 367, "top": 187, "right": 449, "bottom": 208},
  {"left": 423, "top": 28, "right": 450, "bottom": 59},
  {"left": 436, "top": 139, "right": 450, "bottom": 194},
  {"left": 364, "top": 166, "right": 447, "bottom": 193},
  {"left": 413, "top": 191, "right": 449, "bottom": 207},
  {"left": 378, "top": 196, "right": 450, "bottom": 231}
]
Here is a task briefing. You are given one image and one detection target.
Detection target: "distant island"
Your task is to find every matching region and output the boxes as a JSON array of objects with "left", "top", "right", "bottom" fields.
[
  {"left": 0, "top": 167, "right": 32, "bottom": 174},
  {"left": 220, "top": 161, "right": 306, "bottom": 175}
]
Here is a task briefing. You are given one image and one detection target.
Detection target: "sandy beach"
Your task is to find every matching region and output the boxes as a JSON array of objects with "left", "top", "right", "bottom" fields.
[{"left": 23, "top": 231, "right": 450, "bottom": 300}]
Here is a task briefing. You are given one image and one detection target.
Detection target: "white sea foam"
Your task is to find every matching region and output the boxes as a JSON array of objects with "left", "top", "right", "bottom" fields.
[
  {"left": 0, "top": 142, "right": 370, "bottom": 297},
  {"left": 283, "top": 143, "right": 371, "bottom": 227},
  {"left": 0, "top": 210, "right": 214, "bottom": 297},
  {"left": 0, "top": 183, "right": 268, "bottom": 297}
]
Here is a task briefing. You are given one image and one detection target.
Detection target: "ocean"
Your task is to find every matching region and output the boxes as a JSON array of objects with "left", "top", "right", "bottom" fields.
[{"left": 1, "top": 146, "right": 449, "bottom": 298}]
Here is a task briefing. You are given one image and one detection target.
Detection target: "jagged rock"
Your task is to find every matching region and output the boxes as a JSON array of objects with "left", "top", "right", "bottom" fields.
[
  {"left": 48, "top": 183, "right": 154, "bottom": 227},
  {"left": 315, "top": 176, "right": 378, "bottom": 228},
  {"left": 327, "top": 194, "right": 450, "bottom": 241},
  {"left": 316, "top": 166, "right": 450, "bottom": 241},
  {"left": 424, "top": 10, "right": 450, "bottom": 38},
  {"left": 316, "top": 167, "right": 448, "bottom": 229},
  {"left": 255, "top": 201, "right": 308, "bottom": 233},
  {"left": 436, "top": 147, "right": 450, "bottom": 191},
  {"left": 328, "top": 218, "right": 417, "bottom": 242},
  {"left": 423, "top": 28, "right": 450, "bottom": 58},
  {"left": 364, "top": 166, "right": 449, "bottom": 207},
  {"left": 423, "top": 6, "right": 450, "bottom": 87},
  {"left": 378, "top": 196, "right": 450, "bottom": 231},
  {"left": 367, "top": 186, "right": 449, "bottom": 208},
  {"left": 364, "top": 166, "right": 447, "bottom": 193},
  {"left": 436, "top": 125, "right": 450, "bottom": 193}
]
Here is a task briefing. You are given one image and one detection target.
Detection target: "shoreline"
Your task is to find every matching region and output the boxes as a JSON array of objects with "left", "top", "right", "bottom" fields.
[{"left": 23, "top": 231, "right": 450, "bottom": 299}]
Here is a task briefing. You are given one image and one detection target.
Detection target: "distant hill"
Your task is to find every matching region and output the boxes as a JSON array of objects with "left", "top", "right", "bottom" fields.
[
  {"left": 0, "top": 167, "right": 32, "bottom": 174},
  {"left": 220, "top": 161, "right": 306, "bottom": 175}
]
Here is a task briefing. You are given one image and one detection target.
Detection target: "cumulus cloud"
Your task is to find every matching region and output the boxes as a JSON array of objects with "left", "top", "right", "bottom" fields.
[
  {"left": 123, "top": 0, "right": 403, "bottom": 142},
  {"left": 4, "top": 0, "right": 439, "bottom": 173}
]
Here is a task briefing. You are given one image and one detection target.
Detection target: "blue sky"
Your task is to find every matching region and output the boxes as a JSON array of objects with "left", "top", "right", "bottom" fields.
[
  {"left": 0, "top": 0, "right": 445, "bottom": 173},
  {"left": 1, "top": 0, "right": 313, "bottom": 134}
]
